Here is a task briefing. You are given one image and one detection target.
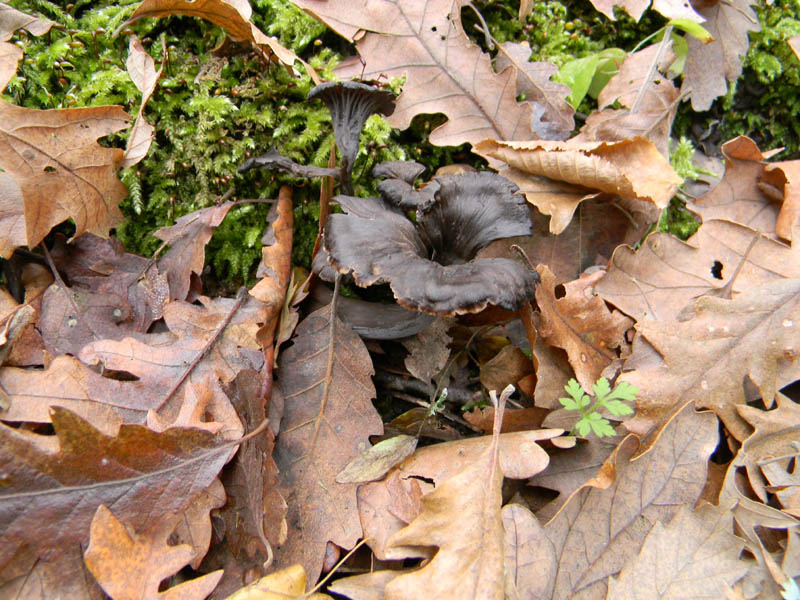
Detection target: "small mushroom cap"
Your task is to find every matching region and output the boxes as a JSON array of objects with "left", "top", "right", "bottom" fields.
[
  {"left": 372, "top": 161, "right": 426, "bottom": 183},
  {"left": 324, "top": 170, "right": 539, "bottom": 316}
]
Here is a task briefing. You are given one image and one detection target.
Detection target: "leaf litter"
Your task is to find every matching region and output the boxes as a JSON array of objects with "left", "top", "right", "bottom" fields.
[{"left": 0, "top": 1, "right": 798, "bottom": 598}]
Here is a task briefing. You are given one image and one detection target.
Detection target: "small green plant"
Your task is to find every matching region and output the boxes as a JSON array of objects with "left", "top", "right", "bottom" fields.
[
  {"left": 428, "top": 387, "right": 448, "bottom": 417},
  {"left": 559, "top": 377, "right": 637, "bottom": 438}
]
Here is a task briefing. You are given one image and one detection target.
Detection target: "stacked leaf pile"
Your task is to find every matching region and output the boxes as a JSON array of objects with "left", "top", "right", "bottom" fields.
[{"left": 0, "top": 0, "right": 799, "bottom": 599}]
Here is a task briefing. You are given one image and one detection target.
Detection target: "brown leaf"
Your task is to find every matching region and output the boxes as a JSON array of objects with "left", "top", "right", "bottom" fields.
[
  {"left": 595, "top": 220, "right": 800, "bottom": 323},
  {"left": 122, "top": 35, "right": 163, "bottom": 168},
  {"left": 537, "top": 403, "right": 718, "bottom": 599},
  {"left": 250, "top": 187, "right": 294, "bottom": 350},
  {"left": 0, "top": 407, "right": 239, "bottom": 575},
  {"left": 475, "top": 137, "right": 681, "bottom": 234},
  {"left": 0, "top": 5, "right": 53, "bottom": 41},
  {"left": 123, "top": 0, "right": 314, "bottom": 80},
  {"left": 0, "top": 545, "right": 104, "bottom": 600},
  {"left": 85, "top": 504, "right": 224, "bottom": 600},
  {"left": 401, "top": 317, "right": 452, "bottom": 383},
  {"left": 464, "top": 406, "right": 548, "bottom": 434},
  {"left": 501, "top": 503, "right": 551, "bottom": 599},
  {"left": 154, "top": 202, "right": 235, "bottom": 302},
  {"left": 272, "top": 304, "right": 383, "bottom": 585},
  {"left": 219, "top": 370, "right": 286, "bottom": 562},
  {"left": 607, "top": 502, "right": 749, "bottom": 598},
  {"left": 577, "top": 43, "right": 680, "bottom": 156},
  {"left": 495, "top": 42, "right": 574, "bottom": 140},
  {"left": 336, "top": 434, "right": 418, "bottom": 484},
  {"left": 689, "top": 136, "right": 781, "bottom": 234},
  {"left": 377, "top": 389, "right": 512, "bottom": 599},
  {"left": 681, "top": 0, "right": 760, "bottom": 111},
  {"left": 172, "top": 478, "right": 226, "bottom": 569},
  {"left": 0, "top": 101, "right": 130, "bottom": 250},
  {"left": 224, "top": 564, "right": 332, "bottom": 599},
  {"left": 478, "top": 199, "right": 652, "bottom": 284},
  {"left": 621, "top": 278, "right": 800, "bottom": 441},
  {"left": 299, "top": 0, "right": 536, "bottom": 147},
  {"left": 479, "top": 344, "right": 534, "bottom": 393},
  {"left": 0, "top": 42, "right": 21, "bottom": 93},
  {"left": 78, "top": 295, "right": 266, "bottom": 430},
  {"left": 536, "top": 265, "right": 632, "bottom": 392},
  {"left": 762, "top": 159, "right": 800, "bottom": 243}
]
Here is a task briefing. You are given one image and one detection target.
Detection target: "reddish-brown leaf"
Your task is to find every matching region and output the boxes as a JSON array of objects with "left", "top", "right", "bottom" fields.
[
  {"left": 0, "top": 545, "right": 104, "bottom": 600},
  {"left": 536, "top": 265, "right": 633, "bottom": 392},
  {"left": 272, "top": 304, "right": 383, "bottom": 585},
  {"left": 0, "top": 101, "right": 130, "bottom": 251},
  {"left": 84, "top": 504, "right": 223, "bottom": 600},
  {"left": 0, "top": 407, "right": 237, "bottom": 576},
  {"left": 298, "top": 0, "right": 537, "bottom": 147}
]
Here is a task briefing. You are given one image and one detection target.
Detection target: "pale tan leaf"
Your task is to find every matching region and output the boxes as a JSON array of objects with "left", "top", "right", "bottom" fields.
[
  {"left": 224, "top": 564, "right": 332, "bottom": 599},
  {"left": 607, "top": 503, "right": 749, "bottom": 599},
  {"left": 122, "top": 35, "right": 162, "bottom": 167},
  {"left": 762, "top": 159, "right": 800, "bottom": 244},
  {"left": 681, "top": 0, "right": 760, "bottom": 111},
  {"left": 336, "top": 435, "right": 418, "bottom": 484},
  {"left": 536, "top": 265, "right": 632, "bottom": 392},
  {"left": 402, "top": 317, "right": 452, "bottom": 383},
  {"left": 84, "top": 505, "right": 223, "bottom": 600},
  {"left": 502, "top": 503, "right": 551, "bottom": 600},
  {"left": 475, "top": 137, "right": 681, "bottom": 234},
  {"left": 0, "top": 41, "right": 21, "bottom": 91},
  {"left": 298, "top": 0, "right": 536, "bottom": 147},
  {"left": 0, "top": 4, "right": 53, "bottom": 42},
  {"left": 621, "top": 278, "right": 800, "bottom": 441}
]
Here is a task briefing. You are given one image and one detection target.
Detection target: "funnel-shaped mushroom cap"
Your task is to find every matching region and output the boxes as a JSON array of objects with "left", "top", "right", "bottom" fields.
[
  {"left": 324, "top": 171, "right": 539, "bottom": 316},
  {"left": 308, "top": 81, "right": 396, "bottom": 183}
]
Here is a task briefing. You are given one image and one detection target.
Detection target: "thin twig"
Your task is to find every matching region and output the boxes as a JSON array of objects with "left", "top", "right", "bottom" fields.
[
  {"left": 156, "top": 286, "right": 249, "bottom": 411},
  {"left": 465, "top": 1, "right": 495, "bottom": 50},
  {"left": 394, "top": 392, "right": 484, "bottom": 434}
]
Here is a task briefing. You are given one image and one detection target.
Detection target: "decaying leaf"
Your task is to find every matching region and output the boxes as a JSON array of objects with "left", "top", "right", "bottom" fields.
[
  {"left": 681, "top": 0, "right": 760, "bottom": 111},
  {"left": 595, "top": 219, "right": 800, "bottom": 323},
  {"left": 402, "top": 318, "right": 452, "bottom": 383},
  {"left": 297, "top": 0, "right": 537, "bottom": 147},
  {"left": 336, "top": 434, "right": 418, "bottom": 484},
  {"left": 121, "top": 35, "right": 162, "bottom": 168},
  {"left": 688, "top": 136, "right": 781, "bottom": 234},
  {"left": 0, "top": 407, "right": 239, "bottom": 577},
  {"left": 479, "top": 344, "right": 534, "bottom": 394},
  {"left": 272, "top": 303, "right": 383, "bottom": 585},
  {"left": 621, "top": 277, "right": 800, "bottom": 440},
  {"left": 0, "top": 545, "right": 104, "bottom": 600},
  {"left": 475, "top": 137, "right": 681, "bottom": 234},
  {"left": 536, "top": 265, "right": 633, "bottom": 392},
  {"left": 0, "top": 100, "right": 130, "bottom": 252},
  {"left": 84, "top": 504, "right": 224, "bottom": 600},
  {"left": 607, "top": 502, "right": 749, "bottom": 598},
  {"left": 537, "top": 403, "right": 718, "bottom": 599},
  {"left": 495, "top": 41, "right": 574, "bottom": 140}
]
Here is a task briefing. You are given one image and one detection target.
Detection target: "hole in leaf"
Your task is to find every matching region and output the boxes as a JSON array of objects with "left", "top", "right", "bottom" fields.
[
  {"left": 711, "top": 260, "right": 724, "bottom": 280},
  {"left": 554, "top": 284, "right": 567, "bottom": 299},
  {"left": 43, "top": 166, "right": 57, "bottom": 173}
]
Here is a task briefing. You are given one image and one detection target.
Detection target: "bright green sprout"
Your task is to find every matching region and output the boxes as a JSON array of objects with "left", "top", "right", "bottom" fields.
[{"left": 559, "top": 377, "right": 638, "bottom": 438}]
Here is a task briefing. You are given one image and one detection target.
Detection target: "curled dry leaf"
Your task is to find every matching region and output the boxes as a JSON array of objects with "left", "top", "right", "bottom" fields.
[
  {"left": 535, "top": 403, "right": 718, "bottom": 599},
  {"left": 0, "top": 42, "right": 21, "bottom": 93},
  {"left": 0, "top": 100, "right": 130, "bottom": 252},
  {"left": 595, "top": 219, "right": 800, "bottom": 323},
  {"left": 272, "top": 303, "right": 383, "bottom": 585},
  {"left": 681, "top": 0, "right": 760, "bottom": 111},
  {"left": 761, "top": 159, "right": 800, "bottom": 244},
  {"left": 0, "top": 4, "right": 53, "bottom": 41},
  {"left": 0, "top": 407, "right": 239, "bottom": 578},
  {"left": 536, "top": 265, "right": 633, "bottom": 392},
  {"left": 121, "top": 35, "right": 162, "bottom": 168},
  {"left": 587, "top": 0, "right": 703, "bottom": 21},
  {"left": 621, "top": 277, "right": 800, "bottom": 441},
  {"left": 474, "top": 137, "right": 681, "bottom": 234},
  {"left": 688, "top": 136, "right": 781, "bottom": 235},
  {"left": 84, "top": 505, "right": 224, "bottom": 600},
  {"left": 607, "top": 502, "right": 749, "bottom": 599},
  {"left": 296, "top": 0, "right": 536, "bottom": 147}
]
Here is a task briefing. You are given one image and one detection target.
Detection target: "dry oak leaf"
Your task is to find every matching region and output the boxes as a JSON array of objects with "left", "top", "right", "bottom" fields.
[
  {"left": 688, "top": 136, "right": 781, "bottom": 235},
  {"left": 587, "top": 0, "right": 703, "bottom": 22},
  {"left": 502, "top": 503, "right": 552, "bottom": 600},
  {"left": 0, "top": 407, "right": 239, "bottom": 576},
  {"left": 607, "top": 502, "right": 749, "bottom": 599},
  {"left": 534, "top": 403, "right": 718, "bottom": 599},
  {"left": 0, "top": 4, "right": 53, "bottom": 41},
  {"left": 0, "top": 101, "right": 130, "bottom": 252},
  {"left": 85, "top": 504, "right": 224, "bottom": 600},
  {"left": 474, "top": 137, "right": 681, "bottom": 234},
  {"left": 0, "top": 42, "right": 22, "bottom": 95},
  {"left": 681, "top": 0, "right": 760, "bottom": 111},
  {"left": 0, "top": 545, "right": 105, "bottom": 600},
  {"left": 620, "top": 277, "right": 800, "bottom": 441},
  {"left": 734, "top": 393, "right": 800, "bottom": 509},
  {"left": 123, "top": 0, "right": 315, "bottom": 80},
  {"left": 358, "top": 428, "right": 563, "bottom": 560},
  {"left": 122, "top": 35, "right": 162, "bottom": 168},
  {"left": 402, "top": 317, "right": 452, "bottom": 384},
  {"left": 536, "top": 265, "right": 633, "bottom": 393},
  {"left": 296, "top": 0, "right": 537, "bottom": 147},
  {"left": 272, "top": 304, "right": 383, "bottom": 586},
  {"left": 495, "top": 41, "right": 575, "bottom": 141},
  {"left": 154, "top": 201, "right": 235, "bottom": 302},
  {"left": 577, "top": 43, "right": 680, "bottom": 157},
  {"left": 595, "top": 219, "right": 800, "bottom": 323},
  {"left": 761, "top": 159, "right": 800, "bottom": 244},
  {"left": 224, "top": 564, "right": 331, "bottom": 599},
  {"left": 373, "top": 390, "right": 511, "bottom": 599},
  {"left": 78, "top": 295, "right": 266, "bottom": 430}
]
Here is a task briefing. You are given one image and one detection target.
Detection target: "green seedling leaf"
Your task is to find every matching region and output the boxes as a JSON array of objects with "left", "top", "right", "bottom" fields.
[
  {"left": 609, "top": 381, "right": 639, "bottom": 402},
  {"left": 586, "top": 412, "right": 616, "bottom": 438},
  {"left": 564, "top": 378, "right": 586, "bottom": 402},
  {"left": 593, "top": 377, "right": 612, "bottom": 400},
  {"left": 588, "top": 48, "right": 626, "bottom": 99},
  {"left": 560, "top": 377, "right": 637, "bottom": 438},
  {"left": 560, "top": 396, "right": 581, "bottom": 411},
  {"left": 604, "top": 399, "right": 635, "bottom": 416},
  {"left": 555, "top": 55, "right": 600, "bottom": 108},
  {"left": 669, "top": 33, "right": 689, "bottom": 75},
  {"left": 668, "top": 19, "right": 715, "bottom": 43}
]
